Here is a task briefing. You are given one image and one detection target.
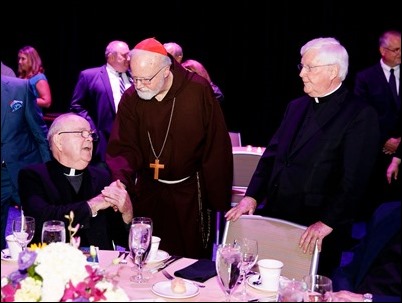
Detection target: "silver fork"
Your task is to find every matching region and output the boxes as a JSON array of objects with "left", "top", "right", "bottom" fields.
[{"left": 161, "top": 269, "right": 206, "bottom": 288}]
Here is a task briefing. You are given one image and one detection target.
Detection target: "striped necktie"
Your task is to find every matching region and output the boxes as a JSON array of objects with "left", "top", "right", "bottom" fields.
[
  {"left": 119, "top": 72, "right": 125, "bottom": 96},
  {"left": 389, "top": 68, "right": 400, "bottom": 110}
]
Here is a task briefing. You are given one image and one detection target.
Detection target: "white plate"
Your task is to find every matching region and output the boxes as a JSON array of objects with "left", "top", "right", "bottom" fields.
[
  {"left": 151, "top": 280, "right": 199, "bottom": 299},
  {"left": 247, "top": 274, "right": 278, "bottom": 293},
  {"left": 1, "top": 249, "right": 17, "bottom": 262},
  {"left": 146, "top": 250, "right": 170, "bottom": 264}
]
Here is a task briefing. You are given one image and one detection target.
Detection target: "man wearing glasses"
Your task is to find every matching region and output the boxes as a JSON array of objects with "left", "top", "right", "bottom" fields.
[
  {"left": 18, "top": 113, "right": 133, "bottom": 249},
  {"left": 354, "top": 30, "right": 401, "bottom": 220},
  {"left": 226, "top": 37, "right": 380, "bottom": 277},
  {"left": 106, "top": 38, "right": 233, "bottom": 259}
]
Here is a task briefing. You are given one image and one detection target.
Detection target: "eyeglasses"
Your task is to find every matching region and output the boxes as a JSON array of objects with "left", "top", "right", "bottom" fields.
[
  {"left": 384, "top": 47, "right": 401, "bottom": 54},
  {"left": 297, "top": 63, "right": 334, "bottom": 73},
  {"left": 132, "top": 65, "right": 168, "bottom": 85},
  {"left": 58, "top": 130, "right": 99, "bottom": 141}
]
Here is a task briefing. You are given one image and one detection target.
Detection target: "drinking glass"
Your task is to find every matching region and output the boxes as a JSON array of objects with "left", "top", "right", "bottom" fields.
[
  {"left": 129, "top": 217, "right": 153, "bottom": 283},
  {"left": 41, "top": 220, "right": 66, "bottom": 244},
  {"left": 303, "top": 274, "right": 333, "bottom": 302},
  {"left": 233, "top": 238, "right": 258, "bottom": 301},
  {"left": 12, "top": 216, "right": 35, "bottom": 251},
  {"left": 215, "top": 243, "right": 242, "bottom": 302}
]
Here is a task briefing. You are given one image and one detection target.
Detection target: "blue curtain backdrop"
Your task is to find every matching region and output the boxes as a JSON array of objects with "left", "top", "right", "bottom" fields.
[{"left": 2, "top": 1, "right": 400, "bottom": 146}]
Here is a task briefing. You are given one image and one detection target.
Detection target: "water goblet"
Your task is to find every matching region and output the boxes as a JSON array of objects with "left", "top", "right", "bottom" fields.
[
  {"left": 12, "top": 216, "right": 35, "bottom": 251},
  {"left": 233, "top": 238, "right": 258, "bottom": 301},
  {"left": 129, "top": 217, "right": 153, "bottom": 283},
  {"left": 303, "top": 274, "right": 333, "bottom": 302},
  {"left": 215, "top": 243, "right": 242, "bottom": 302},
  {"left": 41, "top": 220, "right": 66, "bottom": 244}
]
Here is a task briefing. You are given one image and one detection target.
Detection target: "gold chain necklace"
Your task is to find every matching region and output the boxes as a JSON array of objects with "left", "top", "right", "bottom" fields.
[{"left": 147, "top": 97, "right": 176, "bottom": 179}]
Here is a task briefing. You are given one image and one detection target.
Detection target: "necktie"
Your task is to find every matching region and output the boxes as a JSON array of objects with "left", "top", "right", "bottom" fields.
[
  {"left": 119, "top": 72, "right": 125, "bottom": 96},
  {"left": 389, "top": 68, "right": 400, "bottom": 110}
]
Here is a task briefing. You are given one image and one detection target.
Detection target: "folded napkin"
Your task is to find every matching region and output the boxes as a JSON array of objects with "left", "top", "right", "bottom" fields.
[{"left": 174, "top": 259, "right": 217, "bottom": 282}]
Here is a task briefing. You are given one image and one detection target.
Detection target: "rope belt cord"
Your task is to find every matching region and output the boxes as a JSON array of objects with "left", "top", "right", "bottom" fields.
[{"left": 157, "top": 176, "right": 190, "bottom": 184}]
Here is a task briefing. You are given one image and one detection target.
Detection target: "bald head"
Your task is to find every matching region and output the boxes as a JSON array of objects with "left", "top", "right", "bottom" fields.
[{"left": 163, "top": 42, "right": 183, "bottom": 63}]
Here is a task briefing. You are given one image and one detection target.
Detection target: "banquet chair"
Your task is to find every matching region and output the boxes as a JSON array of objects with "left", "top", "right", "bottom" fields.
[
  {"left": 231, "top": 149, "right": 262, "bottom": 206},
  {"left": 221, "top": 215, "right": 319, "bottom": 281},
  {"left": 229, "top": 132, "right": 242, "bottom": 147}
]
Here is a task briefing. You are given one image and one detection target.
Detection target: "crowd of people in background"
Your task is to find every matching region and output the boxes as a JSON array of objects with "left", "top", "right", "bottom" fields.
[{"left": 1, "top": 30, "right": 400, "bottom": 301}]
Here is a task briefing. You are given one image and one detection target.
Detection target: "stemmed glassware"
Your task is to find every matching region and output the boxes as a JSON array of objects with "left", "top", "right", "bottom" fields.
[
  {"left": 233, "top": 238, "right": 259, "bottom": 301},
  {"left": 215, "top": 243, "right": 242, "bottom": 302},
  {"left": 129, "top": 217, "right": 153, "bottom": 283},
  {"left": 12, "top": 216, "right": 35, "bottom": 251}
]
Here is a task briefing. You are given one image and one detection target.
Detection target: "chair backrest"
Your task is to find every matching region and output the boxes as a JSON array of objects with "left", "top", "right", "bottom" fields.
[
  {"left": 221, "top": 215, "right": 319, "bottom": 281},
  {"left": 231, "top": 148, "right": 263, "bottom": 206},
  {"left": 232, "top": 150, "right": 262, "bottom": 187},
  {"left": 229, "top": 132, "right": 242, "bottom": 147}
]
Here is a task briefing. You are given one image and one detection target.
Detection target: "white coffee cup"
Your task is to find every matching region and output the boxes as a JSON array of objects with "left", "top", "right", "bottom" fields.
[
  {"left": 258, "top": 259, "right": 284, "bottom": 291},
  {"left": 6, "top": 234, "right": 22, "bottom": 260},
  {"left": 147, "top": 236, "right": 161, "bottom": 262}
]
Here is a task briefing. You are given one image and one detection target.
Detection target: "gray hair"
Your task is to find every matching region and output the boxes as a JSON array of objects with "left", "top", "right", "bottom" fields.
[
  {"left": 300, "top": 37, "right": 349, "bottom": 81},
  {"left": 47, "top": 113, "right": 82, "bottom": 144},
  {"left": 104, "top": 40, "right": 128, "bottom": 59},
  {"left": 379, "top": 30, "right": 401, "bottom": 48}
]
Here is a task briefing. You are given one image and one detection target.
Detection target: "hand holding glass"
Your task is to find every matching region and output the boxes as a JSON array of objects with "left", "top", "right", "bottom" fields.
[
  {"left": 129, "top": 217, "right": 153, "bottom": 283},
  {"left": 12, "top": 216, "right": 35, "bottom": 251},
  {"left": 215, "top": 243, "right": 242, "bottom": 302}
]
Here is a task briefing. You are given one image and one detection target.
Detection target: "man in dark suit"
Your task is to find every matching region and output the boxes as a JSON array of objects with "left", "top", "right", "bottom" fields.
[
  {"left": 18, "top": 113, "right": 133, "bottom": 249},
  {"left": 70, "top": 40, "right": 132, "bottom": 168},
  {"left": 1, "top": 76, "right": 51, "bottom": 249},
  {"left": 226, "top": 37, "right": 380, "bottom": 277},
  {"left": 354, "top": 30, "right": 401, "bottom": 218},
  {"left": 332, "top": 201, "right": 401, "bottom": 302}
]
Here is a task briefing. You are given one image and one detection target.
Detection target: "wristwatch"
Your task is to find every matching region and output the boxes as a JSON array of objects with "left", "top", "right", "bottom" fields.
[{"left": 363, "top": 293, "right": 373, "bottom": 302}]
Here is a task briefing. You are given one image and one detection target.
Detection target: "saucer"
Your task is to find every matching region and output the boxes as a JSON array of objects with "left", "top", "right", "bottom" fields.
[
  {"left": 1, "top": 249, "right": 17, "bottom": 262},
  {"left": 151, "top": 280, "right": 199, "bottom": 299},
  {"left": 247, "top": 274, "right": 278, "bottom": 293},
  {"left": 146, "top": 250, "right": 170, "bottom": 264}
]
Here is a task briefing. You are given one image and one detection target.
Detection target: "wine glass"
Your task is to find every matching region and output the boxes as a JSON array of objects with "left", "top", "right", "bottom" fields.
[
  {"left": 129, "top": 217, "right": 153, "bottom": 283},
  {"left": 12, "top": 216, "right": 35, "bottom": 251},
  {"left": 215, "top": 243, "right": 242, "bottom": 302},
  {"left": 303, "top": 274, "right": 333, "bottom": 302},
  {"left": 41, "top": 220, "right": 66, "bottom": 244},
  {"left": 233, "top": 238, "right": 258, "bottom": 301}
]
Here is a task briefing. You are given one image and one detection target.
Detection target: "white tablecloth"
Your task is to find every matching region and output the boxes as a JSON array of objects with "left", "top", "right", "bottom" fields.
[{"left": 1, "top": 250, "right": 276, "bottom": 302}]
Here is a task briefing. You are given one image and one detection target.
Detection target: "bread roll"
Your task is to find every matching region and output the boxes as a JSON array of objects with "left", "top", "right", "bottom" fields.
[{"left": 171, "top": 277, "right": 187, "bottom": 294}]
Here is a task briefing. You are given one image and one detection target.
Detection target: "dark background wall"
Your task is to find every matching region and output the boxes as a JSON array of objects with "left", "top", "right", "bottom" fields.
[{"left": 2, "top": 2, "right": 400, "bottom": 147}]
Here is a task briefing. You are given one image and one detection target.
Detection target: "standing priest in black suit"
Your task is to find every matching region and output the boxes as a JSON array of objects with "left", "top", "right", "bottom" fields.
[
  {"left": 226, "top": 37, "right": 381, "bottom": 277},
  {"left": 18, "top": 113, "right": 133, "bottom": 249}
]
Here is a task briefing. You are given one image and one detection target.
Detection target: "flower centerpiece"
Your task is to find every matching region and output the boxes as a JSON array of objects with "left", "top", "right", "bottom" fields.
[
  {"left": 1, "top": 212, "right": 129, "bottom": 302},
  {"left": 1, "top": 242, "right": 129, "bottom": 302}
]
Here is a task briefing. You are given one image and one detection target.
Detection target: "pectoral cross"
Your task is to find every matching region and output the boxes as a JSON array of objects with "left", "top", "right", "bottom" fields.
[{"left": 150, "top": 159, "right": 165, "bottom": 180}]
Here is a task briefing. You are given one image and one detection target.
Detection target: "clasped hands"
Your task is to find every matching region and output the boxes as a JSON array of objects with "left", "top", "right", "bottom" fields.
[{"left": 88, "top": 179, "right": 133, "bottom": 224}]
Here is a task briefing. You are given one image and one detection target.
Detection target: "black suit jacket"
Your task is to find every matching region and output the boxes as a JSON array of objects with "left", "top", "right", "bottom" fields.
[
  {"left": 332, "top": 201, "right": 401, "bottom": 301},
  {"left": 247, "top": 85, "right": 380, "bottom": 229},
  {"left": 70, "top": 65, "right": 116, "bottom": 164},
  {"left": 354, "top": 62, "right": 400, "bottom": 144},
  {"left": 18, "top": 160, "right": 128, "bottom": 249}
]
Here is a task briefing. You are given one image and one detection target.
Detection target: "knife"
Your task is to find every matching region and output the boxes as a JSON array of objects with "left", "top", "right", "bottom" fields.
[{"left": 150, "top": 255, "right": 182, "bottom": 273}]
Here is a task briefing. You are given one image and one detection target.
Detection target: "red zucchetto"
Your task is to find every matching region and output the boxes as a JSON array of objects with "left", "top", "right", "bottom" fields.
[{"left": 134, "top": 38, "right": 168, "bottom": 56}]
